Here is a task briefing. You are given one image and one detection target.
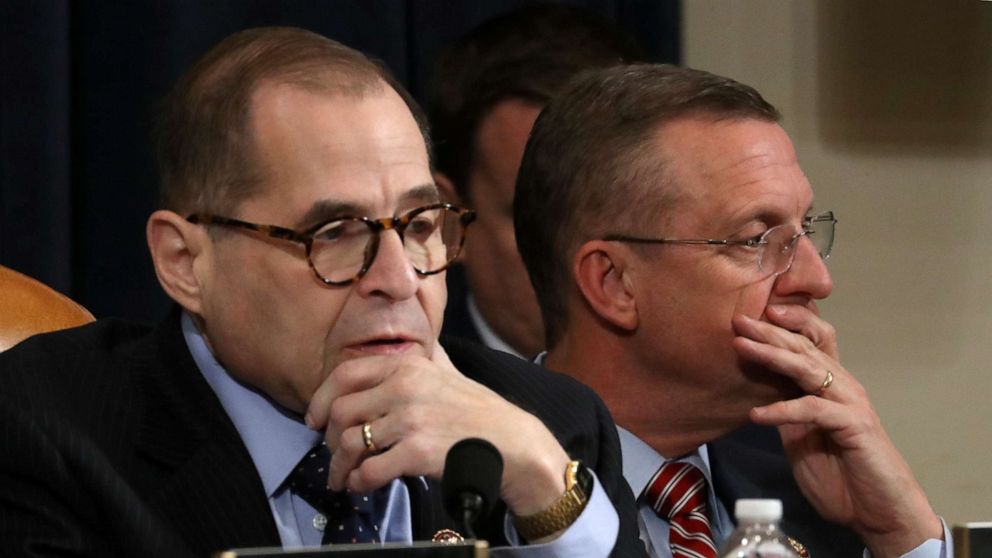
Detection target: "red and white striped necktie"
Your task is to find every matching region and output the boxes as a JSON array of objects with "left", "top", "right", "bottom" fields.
[{"left": 644, "top": 462, "right": 718, "bottom": 558}]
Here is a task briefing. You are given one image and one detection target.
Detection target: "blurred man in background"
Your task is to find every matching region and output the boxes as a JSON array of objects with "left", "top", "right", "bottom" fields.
[{"left": 431, "top": 5, "right": 643, "bottom": 358}]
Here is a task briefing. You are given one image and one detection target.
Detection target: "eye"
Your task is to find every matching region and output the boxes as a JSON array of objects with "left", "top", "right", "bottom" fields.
[
  {"left": 406, "top": 213, "right": 440, "bottom": 240},
  {"left": 404, "top": 209, "right": 442, "bottom": 239},
  {"left": 733, "top": 223, "right": 769, "bottom": 247},
  {"left": 744, "top": 232, "right": 766, "bottom": 247}
]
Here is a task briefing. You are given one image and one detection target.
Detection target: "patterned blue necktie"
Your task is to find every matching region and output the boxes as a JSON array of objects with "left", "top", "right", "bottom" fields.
[{"left": 288, "top": 442, "right": 383, "bottom": 544}]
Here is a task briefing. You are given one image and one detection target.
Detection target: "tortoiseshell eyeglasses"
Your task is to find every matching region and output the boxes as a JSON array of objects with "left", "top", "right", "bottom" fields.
[{"left": 187, "top": 203, "right": 476, "bottom": 286}]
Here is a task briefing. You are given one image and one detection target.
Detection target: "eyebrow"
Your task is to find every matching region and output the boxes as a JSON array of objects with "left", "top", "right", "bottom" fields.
[{"left": 294, "top": 183, "right": 441, "bottom": 229}]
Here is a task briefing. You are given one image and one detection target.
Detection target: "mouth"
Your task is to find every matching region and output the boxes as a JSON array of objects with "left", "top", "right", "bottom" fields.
[{"left": 345, "top": 335, "right": 419, "bottom": 355}]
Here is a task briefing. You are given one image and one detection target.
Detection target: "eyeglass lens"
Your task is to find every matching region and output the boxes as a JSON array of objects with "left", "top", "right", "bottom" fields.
[
  {"left": 308, "top": 207, "right": 465, "bottom": 283},
  {"left": 758, "top": 215, "right": 835, "bottom": 277},
  {"left": 806, "top": 215, "right": 835, "bottom": 259}
]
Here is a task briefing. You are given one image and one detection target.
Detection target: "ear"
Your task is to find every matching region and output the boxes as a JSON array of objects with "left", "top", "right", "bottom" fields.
[
  {"left": 146, "top": 210, "right": 208, "bottom": 315},
  {"left": 573, "top": 240, "right": 639, "bottom": 332},
  {"left": 434, "top": 171, "right": 463, "bottom": 206}
]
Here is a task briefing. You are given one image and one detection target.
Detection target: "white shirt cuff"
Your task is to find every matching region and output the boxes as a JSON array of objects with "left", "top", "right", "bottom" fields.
[{"left": 862, "top": 517, "right": 953, "bottom": 558}]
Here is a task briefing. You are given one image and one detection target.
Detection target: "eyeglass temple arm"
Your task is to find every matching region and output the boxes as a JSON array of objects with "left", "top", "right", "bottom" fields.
[{"left": 602, "top": 235, "right": 762, "bottom": 247}]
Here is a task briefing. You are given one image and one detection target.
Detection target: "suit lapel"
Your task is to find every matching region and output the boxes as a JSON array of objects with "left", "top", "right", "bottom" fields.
[
  {"left": 405, "top": 476, "right": 465, "bottom": 541},
  {"left": 709, "top": 424, "right": 863, "bottom": 557},
  {"left": 132, "top": 310, "right": 280, "bottom": 554},
  {"left": 441, "top": 265, "right": 485, "bottom": 346}
]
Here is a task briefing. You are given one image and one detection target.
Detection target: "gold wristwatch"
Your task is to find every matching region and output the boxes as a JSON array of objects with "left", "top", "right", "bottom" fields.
[{"left": 513, "top": 460, "right": 592, "bottom": 541}]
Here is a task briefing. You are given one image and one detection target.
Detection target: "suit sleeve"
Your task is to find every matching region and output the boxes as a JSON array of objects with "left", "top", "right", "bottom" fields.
[
  {"left": 589, "top": 391, "right": 649, "bottom": 558},
  {"left": 0, "top": 398, "right": 118, "bottom": 557}
]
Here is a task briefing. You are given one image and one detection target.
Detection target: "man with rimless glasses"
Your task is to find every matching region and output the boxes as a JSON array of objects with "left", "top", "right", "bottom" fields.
[
  {"left": 514, "top": 65, "right": 949, "bottom": 558},
  {"left": 0, "top": 28, "right": 643, "bottom": 557}
]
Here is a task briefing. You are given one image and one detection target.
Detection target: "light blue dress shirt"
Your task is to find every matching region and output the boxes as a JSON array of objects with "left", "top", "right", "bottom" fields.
[{"left": 182, "top": 313, "right": 617, "bottom": 556}]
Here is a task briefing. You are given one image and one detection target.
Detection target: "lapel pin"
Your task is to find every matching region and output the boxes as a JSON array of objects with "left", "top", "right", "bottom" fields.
[
  {"left": 432, "top": 528, "right": 464, "bottom": 544},
  {"left": 788, "top": 537, "right": 810, "bottom": 557}
]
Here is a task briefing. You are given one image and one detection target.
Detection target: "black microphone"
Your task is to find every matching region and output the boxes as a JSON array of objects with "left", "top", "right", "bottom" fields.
[{"left": 442, "top": 438, "right": 504, "bottom": 540}]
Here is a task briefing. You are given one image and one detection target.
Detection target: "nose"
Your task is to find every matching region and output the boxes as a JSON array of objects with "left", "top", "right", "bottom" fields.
[
  {"left": 773, "top": 234, "right": 833, "bottom": 300},
  {"left": 354, "top": 230, "right": 419, "bottom": 301}
]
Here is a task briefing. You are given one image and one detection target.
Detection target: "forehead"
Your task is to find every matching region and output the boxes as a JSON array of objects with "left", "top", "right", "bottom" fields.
[
  {"left": 658, "top": 116, "right": 814, "bottom": 230},
  {"left": 244, "top": 82, "right": 434, "bottom": 224}
]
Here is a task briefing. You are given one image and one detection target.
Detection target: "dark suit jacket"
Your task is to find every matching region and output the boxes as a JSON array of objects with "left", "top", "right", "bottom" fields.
[
  {"left": 709, "top": 424, "right": 864, "bottom": 557},
  {"left": 0, "top": 310, "right": 645, "bottom": 558},
  {"left": 441, "top": 264, "right": 484, "bottom": 347}
]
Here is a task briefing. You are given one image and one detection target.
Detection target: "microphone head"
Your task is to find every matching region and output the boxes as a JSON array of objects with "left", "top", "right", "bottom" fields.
[{"left": 442, "top": 438, "right": 504, "bottom": 522}]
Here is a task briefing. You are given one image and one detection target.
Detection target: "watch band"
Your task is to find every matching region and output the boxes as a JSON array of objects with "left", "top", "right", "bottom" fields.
[{"left": 512, "top": 460, "right": 592, "bottom": 541}]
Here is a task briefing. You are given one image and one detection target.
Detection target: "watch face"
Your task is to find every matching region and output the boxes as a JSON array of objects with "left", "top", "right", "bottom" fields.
[
  {"left": 565, "top": 461, "right": 579, "bottom": 491},
  {"left": 575, "top": 462, "right": 593, "bottom": 499}
]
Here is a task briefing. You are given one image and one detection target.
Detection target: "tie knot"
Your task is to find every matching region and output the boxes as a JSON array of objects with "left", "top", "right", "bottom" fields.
[{"left": 645, "top": 461, "right": 709, "bottom": 520}]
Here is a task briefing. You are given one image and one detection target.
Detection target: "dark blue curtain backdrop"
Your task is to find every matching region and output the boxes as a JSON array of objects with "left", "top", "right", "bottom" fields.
[{"left": 0, "top": 0, "right": 679, "bottom": 322}]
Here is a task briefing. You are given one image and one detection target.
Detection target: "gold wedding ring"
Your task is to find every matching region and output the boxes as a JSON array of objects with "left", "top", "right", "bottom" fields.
[
  {"left": 817, "top": 369, "right": 834, "bottom": 394},
  {"left": 362, "top": 422, "right": 378, "bottom": 453}
]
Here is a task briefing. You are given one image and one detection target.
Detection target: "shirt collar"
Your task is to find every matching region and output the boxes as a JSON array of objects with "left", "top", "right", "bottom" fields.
[
  {"left": 617, "top": 426, "right": 715, "bottom": 498},
  {"left": 181, "top": 312, "right": 322, "bottom": 497}
]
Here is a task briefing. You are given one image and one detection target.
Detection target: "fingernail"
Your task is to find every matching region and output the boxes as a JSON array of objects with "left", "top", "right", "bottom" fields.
[
  {"left": 304, "top": 412, "right": 315, "bottom": 429},
  {"left": 767, "top": 304, "right": 786, "bottom": 315}
]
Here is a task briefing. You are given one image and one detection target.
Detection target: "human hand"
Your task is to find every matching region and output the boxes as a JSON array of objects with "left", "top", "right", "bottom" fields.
[
  {"left": 731, "top": 305, "right": 942, "bottom": 558},
  {"left": 304, "top": 343, "right": 571, "bottom": 517}
]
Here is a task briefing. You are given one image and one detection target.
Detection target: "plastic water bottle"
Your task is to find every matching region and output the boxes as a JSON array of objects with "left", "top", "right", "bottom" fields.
[{"left": 720, "top": 499, "right": 803, "bottom": 558}]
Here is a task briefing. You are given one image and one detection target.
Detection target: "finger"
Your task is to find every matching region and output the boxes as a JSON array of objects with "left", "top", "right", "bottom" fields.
[
  {"left": 732, "top": 313, "right": 816, "bottom": 355},
  {"left": 306, "top": 356, "right": 394, "bottom": 430},
  {"left": 345, "top": 435, "right": 445, "bottom": 493},
  {"left": 750, "top": 395, "right": 853, "bottom": 431},
  {"left": 766, "top": 304, "right": 838, "bottom": 357},
  {"left": 327, "top": 418, "right": 395, "bottom": 491},
  {"left": 323, "top": 388, "right": 389, "bottom": 452},
  {"left": 332, "top": 415, "right": 437, "bottom": 493},
  {"left": 732, "top": 314, "right": 845, "bottom": 397},
  {"left": 732, "top": 335, "right": 837, "bottom": 396}
]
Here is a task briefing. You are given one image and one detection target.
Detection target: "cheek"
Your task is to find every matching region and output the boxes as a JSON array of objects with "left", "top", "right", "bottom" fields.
[
  {"left": 208, "top": 248, "right": 349, "bottom": 405},
  {"left": 647, "top": 259, "right": 767, "bottom": 340},
  {"left": 731, "top": 278, "right": 777, "bottom": 321},
  {"left": 420, "top": 274, "right": 447, "bottom": 336}
]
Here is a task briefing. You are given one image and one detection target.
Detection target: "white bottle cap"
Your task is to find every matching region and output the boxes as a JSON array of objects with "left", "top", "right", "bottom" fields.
[{"left": 734, "top": 499, "right": 783, "bottom": 522}]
